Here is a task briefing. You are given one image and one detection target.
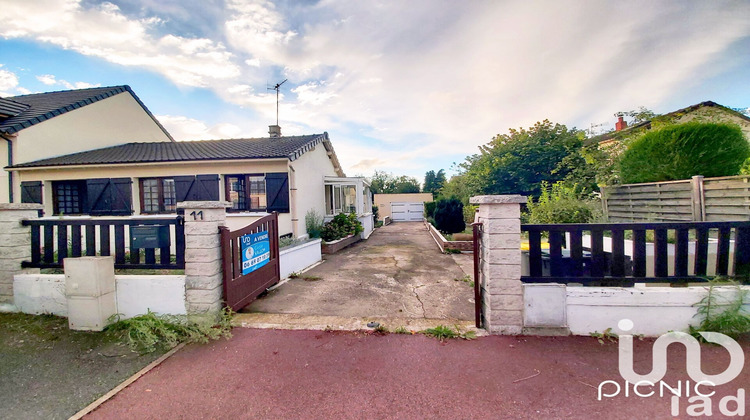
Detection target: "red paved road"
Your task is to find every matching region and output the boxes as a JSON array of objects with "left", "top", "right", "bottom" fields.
[{"left": 87, "top": 329, "right": 748, "bottom": 419}]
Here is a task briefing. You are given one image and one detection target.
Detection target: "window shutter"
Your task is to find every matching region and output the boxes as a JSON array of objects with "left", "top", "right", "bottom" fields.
[
  {"left": 86, "top": 178, "right": 133, "bottom": 216},
  {"left": 266, "top": 173, "right": 289, "bottom": 213},
  {"left": 86, "top": 178, "right": 110, "bottom": 215},
  {"left": 110, "top": 178, "right": 133, "bottom": 216},
  {"left": 20, "top": 181, "right": 43, "bottom": 204},
  {"left": 174, "top": 175, "right": 219, "bottom": 202}
]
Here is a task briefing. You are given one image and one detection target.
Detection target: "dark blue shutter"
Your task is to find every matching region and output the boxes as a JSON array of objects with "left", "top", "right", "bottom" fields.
[
  {"left": 266, "top": 173, "right": 289, "bottom": 213},
  {"left": 174, "top": 175, "right": 219, "bottom": 202},
  {"left": 20, "top": 181, "right": 43, "bottom": 204},
  {"left": 86, "top": 178, "right": 132, "bottom": 216}
]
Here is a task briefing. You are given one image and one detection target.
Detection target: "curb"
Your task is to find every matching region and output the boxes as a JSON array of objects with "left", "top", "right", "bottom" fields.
[{"left": 68, "top": 342, "right": 186, "bottom": 420}]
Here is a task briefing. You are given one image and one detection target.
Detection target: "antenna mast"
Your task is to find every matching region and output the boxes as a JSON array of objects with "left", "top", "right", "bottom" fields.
[{"left": 268, "top": 79, "right": 288, "bottom": 126}]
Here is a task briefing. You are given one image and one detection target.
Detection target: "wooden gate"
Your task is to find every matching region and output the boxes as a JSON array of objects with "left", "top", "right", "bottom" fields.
[
  {"left": 219, "top": 212, "right": 280, "bottom": 311},
  {"left": 472, "top": 222, "right": 483, "bottom": 328}
]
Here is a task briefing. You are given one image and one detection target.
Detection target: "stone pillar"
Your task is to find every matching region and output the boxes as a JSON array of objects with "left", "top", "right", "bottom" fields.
[
  {"left": 470, "top": 195, "right": 526, "bottom": 334},
  {"left": 0, "top": 203, "right": 42, "bottom": 307},
  {"left": 177, "top": 201, "right": 230, "bottom": 315}
]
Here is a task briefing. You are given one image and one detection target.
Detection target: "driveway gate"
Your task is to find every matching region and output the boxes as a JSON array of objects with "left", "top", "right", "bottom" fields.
[{"left": 219, "top": 212, "right": 280, "bottom": 311}]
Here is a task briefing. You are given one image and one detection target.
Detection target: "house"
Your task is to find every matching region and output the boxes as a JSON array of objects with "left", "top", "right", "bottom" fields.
[
  {"left": 0, "top": 86, "right": 174, "bottom": 203},
  {"left": 590, "top": 101, "right": 750, "bottom": 147},
  {"left": 8, "top": 130, "right": 374, "bottom": 239}
]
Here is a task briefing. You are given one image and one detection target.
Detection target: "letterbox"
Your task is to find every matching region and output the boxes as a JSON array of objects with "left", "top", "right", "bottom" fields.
[{"left": 130, "top": 225, "right": 169, "bottom": 249}]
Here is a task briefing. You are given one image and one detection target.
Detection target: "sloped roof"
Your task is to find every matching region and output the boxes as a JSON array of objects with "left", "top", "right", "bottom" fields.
[
  {"left": 586, "top": 100, "right": 750, "bottom": 145},
  {"left": 0, "top": 97, "right": 29, "bottom": 118},
  {"left": 0, "top": 85, "right": 173, "bottom": 140},
  {"left": 9, "top": 133, "right": 332, "bottom": 169}
]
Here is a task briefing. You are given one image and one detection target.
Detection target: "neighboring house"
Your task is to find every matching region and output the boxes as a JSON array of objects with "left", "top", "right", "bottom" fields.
[
  {"left": 374, "top": 193, "right": 433, "bottom": 222},
  {"left": 590, "top": 101, "right": 750, "bottom": 147},
  {"left": 0, "top": 86, "right": 174, "bottom": 203},
  {"left": 9, "top": 132, "right": 373, "bottom": 239}
]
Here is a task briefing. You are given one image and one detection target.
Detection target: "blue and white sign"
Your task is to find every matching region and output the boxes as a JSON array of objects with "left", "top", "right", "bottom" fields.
[{"left": 241, "top": 230, "right": 270, "bottom": 275}]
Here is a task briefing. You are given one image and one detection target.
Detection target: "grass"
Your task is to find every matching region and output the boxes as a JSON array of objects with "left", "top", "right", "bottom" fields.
[
  {"left": 105, "top": 308, "right": 233, "bottom": 354},
  {"left": 289, "top": 272, "right": 322, "bottom": 281},
  {"left": 590, "top": 328, "right": 618, "bottom": 344},
  {"left": 421, "top": 325, "right": 476, "bottom": 341},
  {"left": 689, "top": 279, "right": 750, "bottom": 340}
]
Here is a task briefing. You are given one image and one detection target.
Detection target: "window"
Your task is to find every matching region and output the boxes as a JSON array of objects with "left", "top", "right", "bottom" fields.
[
  {"left": 226, "top": 175, "right": 268, "bottom": 211},
  {"left": 325, "top": 184, "right": 357, "bottom": 215},
  {"left": 140, "top": 178, "right": 176, "bottom": 213},
  {"left": 52, "top": 181, "right": 85, "bottom": 215}
]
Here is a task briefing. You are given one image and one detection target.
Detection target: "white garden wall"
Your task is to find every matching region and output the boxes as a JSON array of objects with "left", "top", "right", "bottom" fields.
[
  {"left": 13, "top": 273, "right": 186, "bottom": 318},
  {"left": 524, "top": 283, "right": 750, "bottom": 336},
  {"left": 280, "top": 239, "right": 322, "bottom": 279}
]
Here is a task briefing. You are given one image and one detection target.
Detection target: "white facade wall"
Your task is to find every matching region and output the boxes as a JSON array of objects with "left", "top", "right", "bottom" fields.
[
  {"left": 13, "top": 273, "right": 187, "bottom": 318},
  {"left": 279, "top": 239, "right": 322, "bottom": 279},
  {"left": 524, "top": 284, "right": 750, "bottom": 336},
  {"left": 291, "top": 144, "right": 339, "bottom": 237}
]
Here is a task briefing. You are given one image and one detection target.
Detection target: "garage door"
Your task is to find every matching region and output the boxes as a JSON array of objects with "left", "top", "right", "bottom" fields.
[{"left": 391, "top": 202, "right": 424, "bottom": 222}]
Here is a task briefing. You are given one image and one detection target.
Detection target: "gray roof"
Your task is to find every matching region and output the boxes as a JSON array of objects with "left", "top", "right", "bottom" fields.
[
  {"left": 10, "top": 133, "right": 330, "bottom": 169},
  {"left": 0, "top": 97, "right": 29, "bottom": 118},
  {"left": 0, "top": 85, "right": 173, "bottom": 140}
]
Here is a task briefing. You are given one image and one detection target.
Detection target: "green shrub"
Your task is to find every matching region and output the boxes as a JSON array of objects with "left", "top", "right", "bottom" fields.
[
  {"left": 526, "top": 181, "right": 597, "bottom": 224},
  {"left": 463, "top": 204, "right": 478, "bottom": 226},
  {"left": 434, "top": 198, "right": 465, "bottom": 234},
  {"left": 619, "top": 122, "right": 750, "bottom": 184},
  {"left": 424, "top": 201, "right": 437, "bottom": 218},
  {"left": 320, "top": 212, "right": 363, "bottom": 242},
  {"left": 372, "top": 205, "right": 379, "bottom": 224},
  {"left": 305, "top": 210, "right": 323, "bottom": 238}
]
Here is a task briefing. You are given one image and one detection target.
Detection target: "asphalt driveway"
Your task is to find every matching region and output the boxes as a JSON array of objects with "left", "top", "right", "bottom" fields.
[{"left": 243, "top": 222, "right": 474, "bottom": 322}]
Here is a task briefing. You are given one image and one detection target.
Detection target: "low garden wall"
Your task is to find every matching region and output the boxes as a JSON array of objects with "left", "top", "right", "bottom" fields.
[
  {"left": 424, "top": 220, "right": 473, "bottom": 253},
  {"left": 280, "top": 239, "right": 322, "bottom": 278},
  {"left": 13, "top": 273, "right": 187, "bottom": 318},
  {"left": 321, "top": 234, "right": 361, "bottom": 254},
  {"left": 523, "top": 283, "right": 750, "bottom": 336}
]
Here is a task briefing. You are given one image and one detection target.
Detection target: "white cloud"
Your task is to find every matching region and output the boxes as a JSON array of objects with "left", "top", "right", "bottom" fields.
[
  {"left": 0, "top": 65, "right": 20, "bottom": 95},
  {"left": 36, "top": 73, "right": 99, "bottom": 89},
  {"left": 156, "top": 114, "right": 243, "bottom": 140}
]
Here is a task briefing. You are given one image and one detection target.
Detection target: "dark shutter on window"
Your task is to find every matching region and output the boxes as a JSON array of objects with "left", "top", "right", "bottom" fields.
[
  {"left": 20, "top": 181, "right": 43, "bottom": 204},
  {"left": 266, "top": 173, "right": 289, "bottom": 213},
  {"left": 174, "top": 175, "right": 219, "bottom": 202},
  {"left": 86, "top": 178, "right": 133, "bottom": 216}
]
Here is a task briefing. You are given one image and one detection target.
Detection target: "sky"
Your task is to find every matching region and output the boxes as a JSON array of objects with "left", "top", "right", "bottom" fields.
[{"left": 1, "top": 0, "right": 749, "bottom": 181}]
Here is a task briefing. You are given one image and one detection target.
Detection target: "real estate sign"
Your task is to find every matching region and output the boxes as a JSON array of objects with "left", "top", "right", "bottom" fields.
[{"left": 241, "top": 230, "right": 270, "bottom": 275}]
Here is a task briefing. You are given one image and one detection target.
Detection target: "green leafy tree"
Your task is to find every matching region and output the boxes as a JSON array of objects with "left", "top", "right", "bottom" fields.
[
  {"left": 619, "top": 122, "right": 750, "bottom": 184},
  {"left": 459, "top": 120, "right": 588, "bottom": 198},
  {"left": 368, "top": 170, "right": 420, "bottom": 194},
  {"left": 423, "top": 169, "right": 447, "bottom": 195},
  {"left": 437, "top": 174, "right": 479, "bottom": 205}
]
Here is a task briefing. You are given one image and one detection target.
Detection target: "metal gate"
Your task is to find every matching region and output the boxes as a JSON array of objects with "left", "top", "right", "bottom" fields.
[
  {"left": 391, "top": 202, "right": 424, "bottom": 221},
  {"left": 219, "top": 212, "right": 280, "bottom": 311}
]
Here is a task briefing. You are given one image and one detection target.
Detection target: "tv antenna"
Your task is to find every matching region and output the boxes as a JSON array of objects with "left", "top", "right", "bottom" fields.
[{"left": 267, "top": 79, "right": 288, "bottom": 126}]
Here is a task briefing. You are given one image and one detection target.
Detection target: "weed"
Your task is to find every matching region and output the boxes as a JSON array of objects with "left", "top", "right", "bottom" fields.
[
  {"left": 373, "top": 324, "right": 389, "bottom": 334},
  {"left": 444, "top": 248, "right": 461, "bottom": 254},
  {"left": 689, "top": 279, "right": 750, "bottom": 340},
  {"left": 302, "top": 275, "right": 322, "bottom": 281},
  {"left": 421, "top": 324, "right": 476, "bottom": 341},
  {"left": 454, "top": 274, "right": 474, "bottom": 287},
  {"left": 393, "top": 326, "right": 411, "bottom": 334},
  {"left": 590, "top": 327, "right": 618, "bottom": 344},
  {"left": 105, "top": 308, "right": 233, "bottom": 354}
]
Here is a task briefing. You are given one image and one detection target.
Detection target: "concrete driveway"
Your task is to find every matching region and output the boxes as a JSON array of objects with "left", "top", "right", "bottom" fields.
[{"left": 242, "top": 222, "right": 474, "bottom": 324}]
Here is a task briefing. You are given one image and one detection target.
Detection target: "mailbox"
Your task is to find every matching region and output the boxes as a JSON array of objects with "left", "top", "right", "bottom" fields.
[{"left": 130, "top": 225, "right": 170, "bottom": 249}]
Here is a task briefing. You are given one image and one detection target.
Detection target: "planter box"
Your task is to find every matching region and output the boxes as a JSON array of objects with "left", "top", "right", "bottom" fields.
[
  {"left": 424, "top": 220, "right": 473, "bottom": 253},
  {"left": 280, "top": 239, "right": 322, "bottom": 278},
  {"left": 321, "top": 234, "right": 362, "bottom": 254}
]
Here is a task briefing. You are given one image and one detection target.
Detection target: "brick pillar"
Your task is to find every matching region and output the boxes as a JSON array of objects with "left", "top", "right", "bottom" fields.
[
  {"left": 177, "top": 201, "right": 230, "bottom": 315},
  {"left": 470, "top": 195, "right": 526, "bottom": 334},
  {"left": 0, "top": 204, "right": 42, "bottom": 307}
]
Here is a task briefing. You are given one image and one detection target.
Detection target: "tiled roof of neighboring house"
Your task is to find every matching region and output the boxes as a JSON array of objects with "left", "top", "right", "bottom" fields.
[
  {"left": 0, "top": 97, "right": 30, "bottom": 118},
  {"left": 9, "top": 133, "right": 332, "bottom": 168},
  {"left": 586, "top": 100, "right": 750, "bottom": 145},
  {"left": 0, "top": 85, "right": 174, "bottom": 140}
]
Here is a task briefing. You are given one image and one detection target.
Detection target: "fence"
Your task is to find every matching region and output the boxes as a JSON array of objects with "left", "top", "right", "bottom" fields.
[
  {"left": 601, "top": 174, "right": 750, "bottom": 222},
  {"left": 522, "top": 221, "right": 750, "bottom": 286},
  {"left": 20, "top": 216, "right": 185, "bottom": 270}
]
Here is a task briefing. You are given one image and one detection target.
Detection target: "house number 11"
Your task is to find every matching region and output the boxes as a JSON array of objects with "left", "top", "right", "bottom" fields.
[{"left": 190, "top": 210, "right": 204, "bottom": 220}]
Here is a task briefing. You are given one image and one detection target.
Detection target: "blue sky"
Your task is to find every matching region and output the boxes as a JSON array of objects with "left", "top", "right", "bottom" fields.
[{"left": 1, "top": 0, "right": 749, "bottom": 181}]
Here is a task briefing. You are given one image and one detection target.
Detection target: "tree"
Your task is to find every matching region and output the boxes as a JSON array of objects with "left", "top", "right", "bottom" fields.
[
  {"left": 459, "top": 120, "right": 589, "bottom": 198},
  {"left": 423, "top": 169, "right": 447, "bottom": 195},
  {"left": 437, "top": 174, "right": 478, "bottom": 205},
  {"left": 433, "top": 198, "right": 465, "bottom": 234},
  {"left": 368, "top": 170, "right": 420, "bottom": 194},
  {"left": 619, "top": 106, "right": 656, "bottom": 124}
]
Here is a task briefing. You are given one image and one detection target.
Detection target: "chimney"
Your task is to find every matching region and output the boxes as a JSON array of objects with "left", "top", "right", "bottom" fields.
[
  {"left": 615, "top": 113, "right": 627, "bottom": 131},
  {"left": 268, "top": 125, "right": 281, "bottom": 138}
]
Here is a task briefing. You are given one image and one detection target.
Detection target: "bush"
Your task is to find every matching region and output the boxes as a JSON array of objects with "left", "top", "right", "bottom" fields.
[
  {"left": 424, "top": 201, "right": 437, "bottom": 218},
  {"left": 433, "top": 198, "right": 465, "bottom": 234},
  {"left": 320, "top": 212, "right": 363, "bottom": 242},
  {"left": 619, "top": 122, "right": 750, "bottom": 184},
  {"left": 372, "top": 205, "right": 379, "bottom": 224},
  {"left": 463, "top": 204, "right": 478, "bottom": 226},
  {"left": 305, "top": 210, "right": 323, "bottom": 238},
  {"left": 526, "top": 182, "right": 597, "bottom": 224}
]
